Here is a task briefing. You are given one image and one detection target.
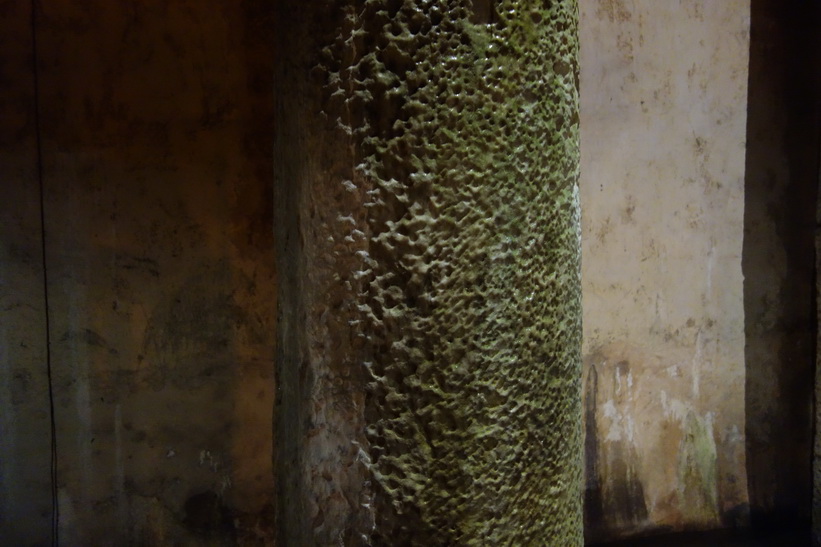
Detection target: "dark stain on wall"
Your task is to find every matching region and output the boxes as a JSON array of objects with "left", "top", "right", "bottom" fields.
[
  {"left": 585, "top": 364, "right": 606, "bottom": 535},
  {"left": 607, "top": 446, "right": 649, "bottom": 528},
  {"left": 183, "top": 490, "right": 236, "bottom": 539},
  {"left": 585, "top": 362, "right": 649, "bottom": 543}
]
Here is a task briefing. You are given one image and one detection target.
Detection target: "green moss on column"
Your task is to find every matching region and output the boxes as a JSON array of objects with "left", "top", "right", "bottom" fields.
[{"left": 275, "top": 0, "right": 582, "bottom": 544}]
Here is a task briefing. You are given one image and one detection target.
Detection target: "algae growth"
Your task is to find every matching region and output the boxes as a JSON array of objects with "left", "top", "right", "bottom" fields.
[{"left": 315, "top": 0, "right": 583, "bottom": 543}]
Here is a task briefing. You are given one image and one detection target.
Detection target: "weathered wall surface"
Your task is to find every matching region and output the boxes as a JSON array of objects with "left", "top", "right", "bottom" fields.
[
  {"left": 1, "top": 1, "right": 277, "bottom": 543},
  {"left": 0, "top": 3, "right": 54, "bottom": 545},
  {"left": 744, "top": 0, "right": 819, "bottom": 534},
  {"left": 579, "top": 1, "right": 750, "bottom": 541},
  {"left": 276, "top": 0, "right": 583, "bottom": 544}
]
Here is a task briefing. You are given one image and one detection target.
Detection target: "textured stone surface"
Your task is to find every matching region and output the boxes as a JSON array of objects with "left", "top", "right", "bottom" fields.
[
  {"left": 579, "top": 1, "right": 750, "bottom": 541},
  {"left": 276, "top": 0, "right": 583, "bottom": 544},
  {"left": 0, "top": 2, "right": 54, "bottom": 544},
  {"left": 8, "top": 1, "right": 277, "bottom": 543}
]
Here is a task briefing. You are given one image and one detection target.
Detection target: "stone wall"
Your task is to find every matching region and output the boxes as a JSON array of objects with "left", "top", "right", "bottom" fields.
[
  {"left": 1, "top": 1, "right": 276, "bottom": 543},
  {"left": 579, "top": 1, "right": 750, "bottom": 541},
  {"left": 0, "top": 3, "right": 53, "bottom": 544}
]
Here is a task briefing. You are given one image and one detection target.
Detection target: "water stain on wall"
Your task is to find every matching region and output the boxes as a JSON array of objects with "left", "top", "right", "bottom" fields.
[
  {"left": 142, "top": 261, "right": 259, "bottom": 389},
  {"left": 678, "top": 411, "right": 719, "bottom": 524},
  {"left": 584, "top": 362, "right": 649, "bottom": 542}
]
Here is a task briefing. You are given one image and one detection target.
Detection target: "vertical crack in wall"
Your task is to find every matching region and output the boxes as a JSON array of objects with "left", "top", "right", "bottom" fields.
[{"left": 29, "top": 1, "right": 60, "bottom": 541}]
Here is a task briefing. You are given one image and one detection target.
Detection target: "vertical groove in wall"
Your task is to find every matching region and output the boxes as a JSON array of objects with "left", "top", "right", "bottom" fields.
[
  {"left": 0, "top": 1, "right": 53, "bottom": 544},
  {"left": 273, "top": 4, "right": 313, "bottom": 543},
  {"left": 275, "top": 1, "right": 583, "bottom": 543},
  {"left": 815, "top": 134, "right": 821, "bottom": 545},
  {"left": 29, "top": 1, "right": 60, "bottom": 541},
  {"left": 811, "top": 5, "right": 821, "bottom": 543}
]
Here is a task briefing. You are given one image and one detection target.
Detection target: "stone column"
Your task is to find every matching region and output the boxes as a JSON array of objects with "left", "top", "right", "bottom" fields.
[{"left": 274, "top": 1, "right": 583, "bottom": 544}]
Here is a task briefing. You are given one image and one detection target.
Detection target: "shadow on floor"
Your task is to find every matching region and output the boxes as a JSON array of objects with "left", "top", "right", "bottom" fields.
[{"left": 588, "top": 526, "right": 810, "bottom": 547}]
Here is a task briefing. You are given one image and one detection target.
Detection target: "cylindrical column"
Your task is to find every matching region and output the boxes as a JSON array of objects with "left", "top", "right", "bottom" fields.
[{"left": 275, "top": 1, "right": 582, "bottom": 544}]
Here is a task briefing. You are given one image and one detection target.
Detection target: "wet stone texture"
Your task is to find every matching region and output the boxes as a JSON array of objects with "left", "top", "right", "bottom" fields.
[{"left": 275, "top": 0, "right": 583, "bottom": 544}]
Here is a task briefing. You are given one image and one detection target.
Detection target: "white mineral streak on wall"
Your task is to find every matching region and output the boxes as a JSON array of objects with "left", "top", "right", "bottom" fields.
[{"left": 579, "top": 0, "right": 750, "bottom": 540}]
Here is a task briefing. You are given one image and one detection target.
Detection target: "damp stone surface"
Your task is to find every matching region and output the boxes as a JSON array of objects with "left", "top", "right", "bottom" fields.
[{"left": 275, "top": 0, "right": 583, "bottom": 544}]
